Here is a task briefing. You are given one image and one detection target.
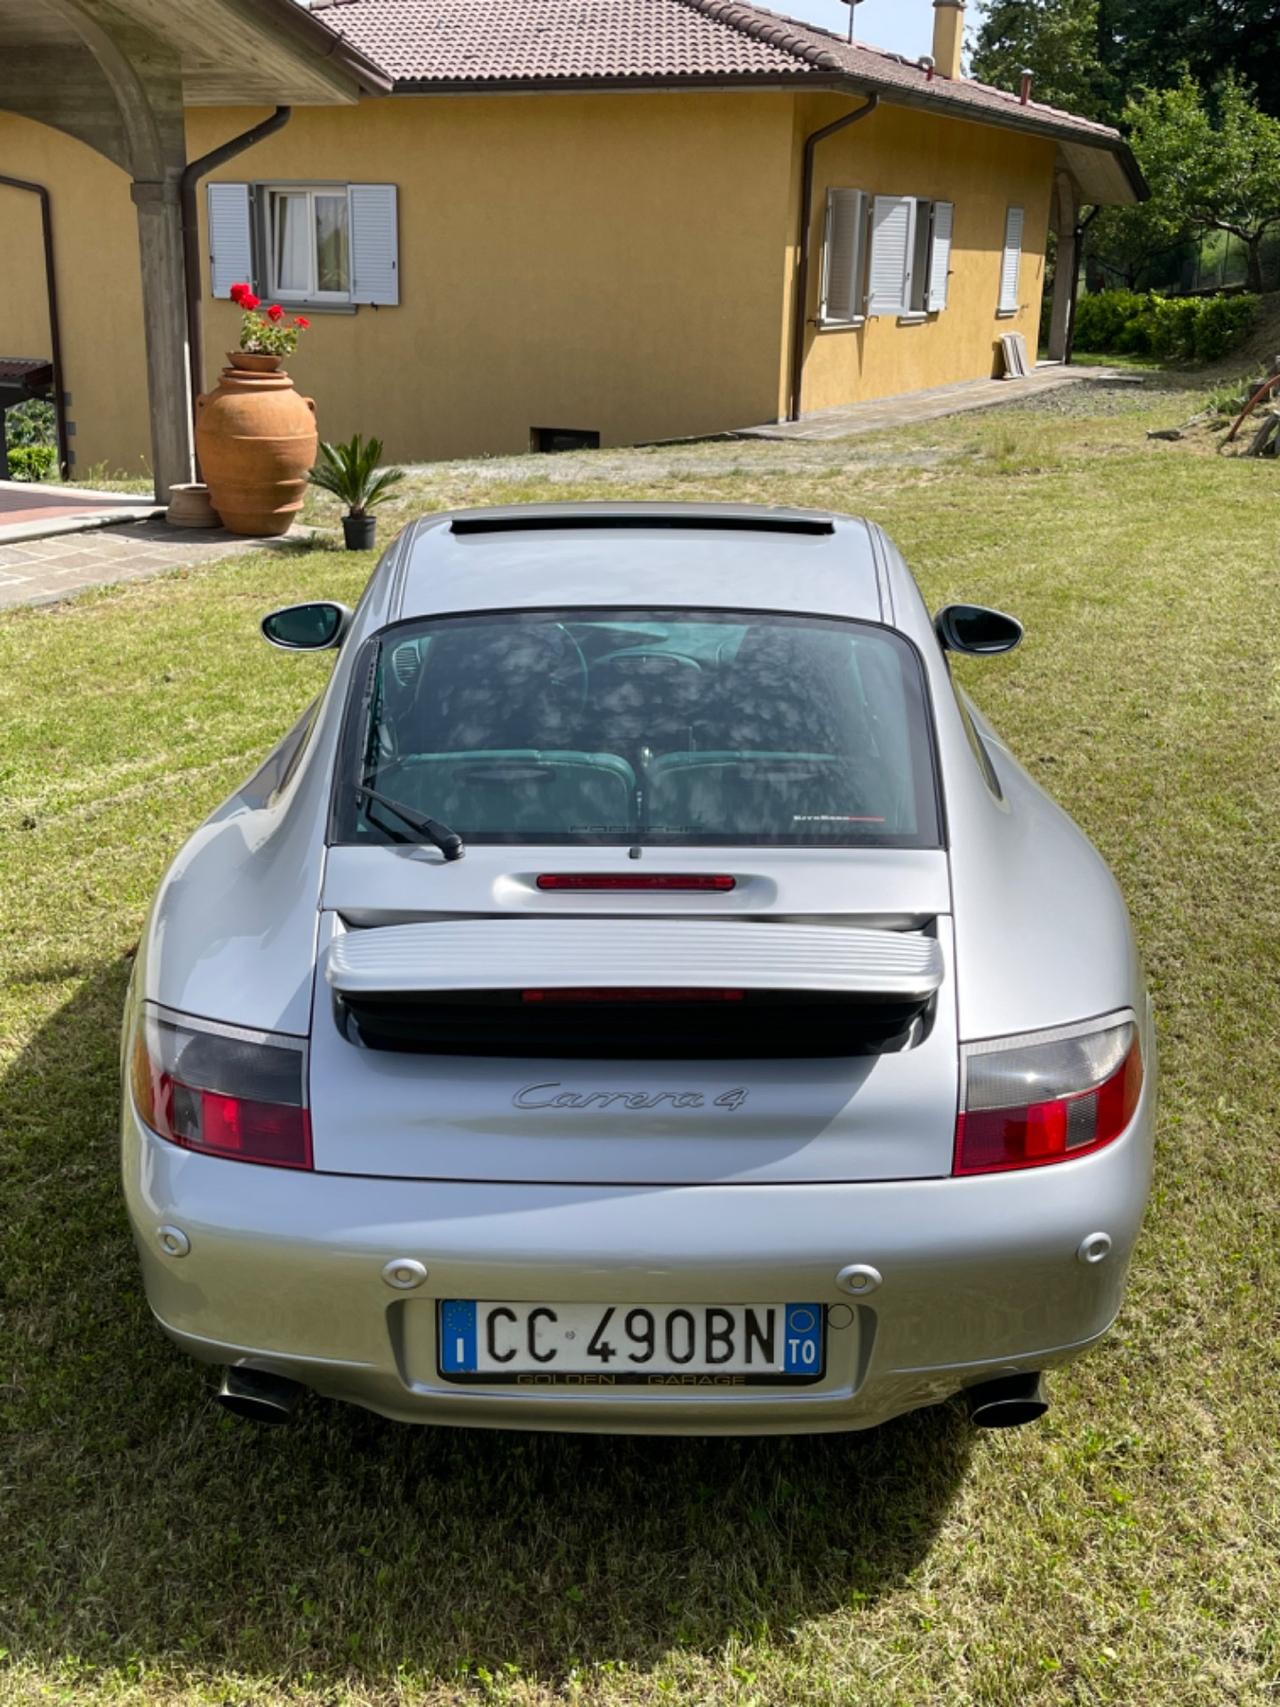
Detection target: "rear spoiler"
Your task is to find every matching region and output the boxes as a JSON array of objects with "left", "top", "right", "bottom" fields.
[{"left": 326, "top": 919, "right": 943, "bottom": 1002}]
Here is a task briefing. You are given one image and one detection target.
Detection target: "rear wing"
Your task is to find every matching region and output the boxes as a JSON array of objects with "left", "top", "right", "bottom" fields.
[{"left": 326, "top": 919, "right": 943, "bottom": 1002}]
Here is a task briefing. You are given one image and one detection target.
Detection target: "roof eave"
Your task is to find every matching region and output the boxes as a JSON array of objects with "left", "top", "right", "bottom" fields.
[{"left": 258, "top": 0, "right": 393, "bottom": 96}]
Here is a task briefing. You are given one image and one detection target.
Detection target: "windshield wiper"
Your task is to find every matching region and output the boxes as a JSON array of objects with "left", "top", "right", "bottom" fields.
[{"left": 354, "top": 784, "right": 465, "bottom": 861}]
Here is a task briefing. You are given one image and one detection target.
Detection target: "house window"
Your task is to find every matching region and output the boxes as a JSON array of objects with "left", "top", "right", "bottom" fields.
[
  {"left": 867, "top": 197, "right": 955, "bottom": 320},
  {"left": 818, "top": 188, "right": 870, "bottom": 326},
  {"left": 267, "top": 187, "right": 351, "bottom": 301},
  {"left": 998, "top": 205, "right": 1025, "bottom": 315},
  {"left": 207, "top": 181, "right": 400, "bottom": 309}
]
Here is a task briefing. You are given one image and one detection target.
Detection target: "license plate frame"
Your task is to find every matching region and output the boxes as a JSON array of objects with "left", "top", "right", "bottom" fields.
[{"left": 436, "top": 1300, "right": 826, "bottom": 1386}]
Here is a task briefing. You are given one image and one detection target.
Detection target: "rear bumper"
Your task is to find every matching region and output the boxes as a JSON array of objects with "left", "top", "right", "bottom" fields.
[{"left": 121, "top": 1084, "right": 1154, "bottom": 1435}]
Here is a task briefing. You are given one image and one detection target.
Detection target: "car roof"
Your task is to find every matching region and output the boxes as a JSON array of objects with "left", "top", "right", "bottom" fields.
[{"left": 391, "top": 503, "right": 888, "bottom": 625}]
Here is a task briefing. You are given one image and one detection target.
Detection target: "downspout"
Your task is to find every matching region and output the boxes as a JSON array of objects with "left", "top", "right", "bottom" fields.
[
  {"left": 179, "top": 106, "right": 293, "bottom": 461},
  {"left": 0, "top": 173, "right": 70, "bottom": 479},
  {"left": 788, "top": 95, "right": 879, "bottom": 423},
  {"left": 1065, "top": 204, "right": 1101, "bottom": 366}
]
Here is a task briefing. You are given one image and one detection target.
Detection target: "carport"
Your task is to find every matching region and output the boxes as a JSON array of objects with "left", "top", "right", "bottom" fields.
[{"left": 0, "top": 0, "right": 388, "bottom": 499}]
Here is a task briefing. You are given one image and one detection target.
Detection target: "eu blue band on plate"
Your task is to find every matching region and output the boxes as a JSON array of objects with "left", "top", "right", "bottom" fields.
[
  {"left": 440, "top": 1299, "right": 477, "bottom": 1373},
  {"left": 783, "top": 1303, "right": 823, "bottom": 1375}
]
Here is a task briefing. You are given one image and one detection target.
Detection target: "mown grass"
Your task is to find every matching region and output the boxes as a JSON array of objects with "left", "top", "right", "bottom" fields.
[{"left": 2, "top": 395, "right": 1279, "bottom": 1705}]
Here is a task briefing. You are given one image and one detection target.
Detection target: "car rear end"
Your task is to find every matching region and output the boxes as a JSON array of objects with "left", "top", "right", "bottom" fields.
[{"left": 122, "top": 517, "right": 1155, "bottom": 1432}]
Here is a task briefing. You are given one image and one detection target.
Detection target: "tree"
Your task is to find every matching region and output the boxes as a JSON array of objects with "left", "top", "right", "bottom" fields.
[
  {"left": 1081, "top": 77, "right": 1280, "bottom": 292},
  {"left": 973, "top": 0, "right": 1280, "bottom": 122},
  {"left": 970, "top": 0, "right": 1115, "bottom": 122},
  {"left": 1086, "top": 80, "right": 1203, "bottom": 289},
  {"left": 1100, "top": 0, "right": 1280, "bottom": 121},
  {"left": 1192, "top": 74, "right": 1280, "bottom": 290}
]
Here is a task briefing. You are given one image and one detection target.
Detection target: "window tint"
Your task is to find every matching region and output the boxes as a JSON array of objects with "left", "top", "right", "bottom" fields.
[{"left": 334, "top": 610, "right": 941, "bottom": 848}]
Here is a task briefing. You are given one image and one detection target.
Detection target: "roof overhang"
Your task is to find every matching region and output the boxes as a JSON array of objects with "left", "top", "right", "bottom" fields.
[
  {"left": 0, "top": 0, "right": 391, "bottom": 106},
  {"left": 818, "top": 71, "right": 1146, "bottom": 206}
]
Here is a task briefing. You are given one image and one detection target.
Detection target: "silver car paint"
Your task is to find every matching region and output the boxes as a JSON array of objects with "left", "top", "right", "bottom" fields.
[
  {"left": 123, "top": 502, "right": 1155, "bottom": 1432},
  {"left": 308, "top": 912, "right": 962, "bottom": 1185}
]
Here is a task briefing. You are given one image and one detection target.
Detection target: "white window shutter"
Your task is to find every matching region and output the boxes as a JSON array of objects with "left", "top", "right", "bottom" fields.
[
  {"left": 819, "top": 189, "right": 866, "bottom": 324},
  {"left": 207, "top": 183, "right": 253, "bottom": 299},
  {"left": 999, "top": 205, "right": 1024, "bottom": 312},
  {"left": 868, "top": 196, "right": 915, "bottom": 317},
  {"left": 349, "top": 184, "right": 399, "bottom": 306},
  {"left": 928, "top": 201, "right": 954, "bottom": 312}
]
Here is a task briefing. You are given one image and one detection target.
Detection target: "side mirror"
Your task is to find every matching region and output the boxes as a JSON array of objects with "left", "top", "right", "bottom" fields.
[
  {"left": 261, "top": 601, "right": 352, "bottom": 652},
  {"left": 934, "top": 603, "right": 1023, "bottom": 656}
]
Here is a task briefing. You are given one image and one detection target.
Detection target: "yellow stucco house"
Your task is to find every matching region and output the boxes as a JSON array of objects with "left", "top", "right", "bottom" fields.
[{"left": 1, "top": 0, "right": 1142, "bottom": 485}]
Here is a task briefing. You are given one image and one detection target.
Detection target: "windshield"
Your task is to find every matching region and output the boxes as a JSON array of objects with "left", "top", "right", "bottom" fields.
[{"left": 333, "top": 609, "right": 941, "bottom": 848}]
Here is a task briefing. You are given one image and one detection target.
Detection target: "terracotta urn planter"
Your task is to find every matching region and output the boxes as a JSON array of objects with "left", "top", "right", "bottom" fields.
[{"left": 195, "top": 357, "right": 318, "bottom": 537}]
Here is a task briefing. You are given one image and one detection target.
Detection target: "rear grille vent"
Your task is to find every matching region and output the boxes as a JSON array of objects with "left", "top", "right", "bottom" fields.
[{"left": 334, "top": 989, "right": 929, "bottom": 1060}]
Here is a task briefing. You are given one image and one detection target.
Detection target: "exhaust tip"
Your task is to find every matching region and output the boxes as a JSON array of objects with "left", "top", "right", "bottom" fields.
[
  {"left": 966, "top": 1372, "right": 1048, "bottom": 1429},
  {"left": 215, "top": 1366, "right": 302, "bottom": 1425}
]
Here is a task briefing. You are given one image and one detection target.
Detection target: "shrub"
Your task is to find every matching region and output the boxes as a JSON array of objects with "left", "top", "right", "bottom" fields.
[
  {"left": 1073, "top": 289, "right": 1145, "bottom": 353},
  {"left": 1073, "top": 289, "right": 1258, "bottom": 362},
  {"left": 1192, "top": 295, "right": 1258, "bottom": 362},
  {"left": 5, "top": 397, "right": 55, "bottom": 449},
  {"left": 6, "top": 443, "right": 55, "bottom": 482}
]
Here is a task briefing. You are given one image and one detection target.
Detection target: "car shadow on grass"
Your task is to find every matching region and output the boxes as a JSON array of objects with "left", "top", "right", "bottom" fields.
[{"left": 3, "top": 957, "right": 972, "bottom": 1688}]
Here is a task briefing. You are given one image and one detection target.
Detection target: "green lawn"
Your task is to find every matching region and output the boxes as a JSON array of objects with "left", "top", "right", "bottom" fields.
[{"left": 3, "top": 388, "right": 1279, "bottom": 1705}]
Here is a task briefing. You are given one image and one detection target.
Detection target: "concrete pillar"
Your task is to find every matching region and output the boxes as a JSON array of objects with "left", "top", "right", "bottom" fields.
[
  {"left": 1047, "top": 172, "right": 1080, "bottom": 363},
  {"left": 130, "top": 175, "right": 193, "bottom": 499}
]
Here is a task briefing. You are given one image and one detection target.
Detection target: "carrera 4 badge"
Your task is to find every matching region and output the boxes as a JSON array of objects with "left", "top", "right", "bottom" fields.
[{"left": 512, "top": 1083, "right": 750, "bottom": 1111}]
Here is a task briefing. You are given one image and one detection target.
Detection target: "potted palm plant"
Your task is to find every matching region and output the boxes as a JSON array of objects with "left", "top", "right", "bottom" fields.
[{"left": 307, "top": 434, "right": 405, "bottom": 549}]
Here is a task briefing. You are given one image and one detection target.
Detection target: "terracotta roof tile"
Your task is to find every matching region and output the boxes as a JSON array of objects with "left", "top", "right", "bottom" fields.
[
  {"left": 310, "top": 0, "right": 817, "bottom": 83},
  {"left": 311, "top": 0, "right": 1127, "bottom": 153}
]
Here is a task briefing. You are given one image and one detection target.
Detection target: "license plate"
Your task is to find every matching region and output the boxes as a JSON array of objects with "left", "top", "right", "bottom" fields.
[{"left": 437, "top": 1300, "right": 825, "bottom": 1384}]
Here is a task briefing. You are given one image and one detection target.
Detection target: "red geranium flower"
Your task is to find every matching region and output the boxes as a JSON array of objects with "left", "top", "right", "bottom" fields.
[
  {"left": 266, "top": 303, "right": 285, "bottom": 324},
  {"left": 240, "top": 291, "right": 261, "bottom": 311},
  {"left": 294, "top": 316, "right": 311, "bottom": 330},
  {"left": 229, "top": 283, "right": 248, "bottom": 305}
]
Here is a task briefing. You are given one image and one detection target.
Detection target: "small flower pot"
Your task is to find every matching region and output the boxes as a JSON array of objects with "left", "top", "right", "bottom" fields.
[
  {"left": 342, "top": 513, "right": 378, "bottom": 550},
  {"left": 227, "top": 351, "right": 284, "bottom": 374}
]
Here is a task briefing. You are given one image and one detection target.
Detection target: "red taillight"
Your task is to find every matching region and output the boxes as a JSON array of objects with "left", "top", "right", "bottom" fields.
[
  {"left": 536, "top": 874, "right": 736, "bottom": 892},
  {"left": 130, "top": 1009, "right": 312, "bottom": 1170},
  {"left": 954, "top": 1018, "right": 1142, "bottom": 1176},
  {"left": 522, "top": 987, "right": 745, "bottom": 1004}
]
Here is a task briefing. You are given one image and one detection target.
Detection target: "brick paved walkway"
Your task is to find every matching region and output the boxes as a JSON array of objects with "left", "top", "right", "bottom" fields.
[
  {"left": 0, "top": 519, "right": 261, "bottom": 610},
  {"left": 0, "top": 479, "right": 160, "bottom": 541},
  {"left": 736, "top": 363, "right": 1127, "bottom": 441}
]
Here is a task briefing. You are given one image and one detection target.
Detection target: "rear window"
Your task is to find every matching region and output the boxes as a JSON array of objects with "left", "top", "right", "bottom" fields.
[{"left": 333, "top": 609, "right": 941, "bottom": 848}]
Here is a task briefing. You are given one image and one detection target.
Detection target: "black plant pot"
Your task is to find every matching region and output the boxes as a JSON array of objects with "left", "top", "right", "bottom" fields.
[{"left": 342, "top": 513, "right": 377, "bottom": 550}]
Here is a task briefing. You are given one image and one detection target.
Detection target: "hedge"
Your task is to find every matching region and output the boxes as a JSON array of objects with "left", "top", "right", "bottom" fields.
[{"left": 1073, "top": 289, "right": 1258, "bottom": 362}]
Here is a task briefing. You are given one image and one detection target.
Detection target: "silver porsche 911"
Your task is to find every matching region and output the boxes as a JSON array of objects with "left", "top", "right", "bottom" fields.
[{"left": 121, "top": 503, "right": 1155, "bottom": 1434}]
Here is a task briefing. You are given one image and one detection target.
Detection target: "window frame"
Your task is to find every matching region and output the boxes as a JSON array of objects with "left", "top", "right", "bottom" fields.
[
  {"left": 328, "top": 604, "right": 948, "bottom": 852},
  {"left": 262, "top": 183, "right": 353, "bottom": 305}
]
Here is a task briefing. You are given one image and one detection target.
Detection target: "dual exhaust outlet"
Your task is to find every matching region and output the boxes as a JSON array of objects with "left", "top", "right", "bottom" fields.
[{"left": 214, "top": 1366, "right": 1049, "bottom": 1429}]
